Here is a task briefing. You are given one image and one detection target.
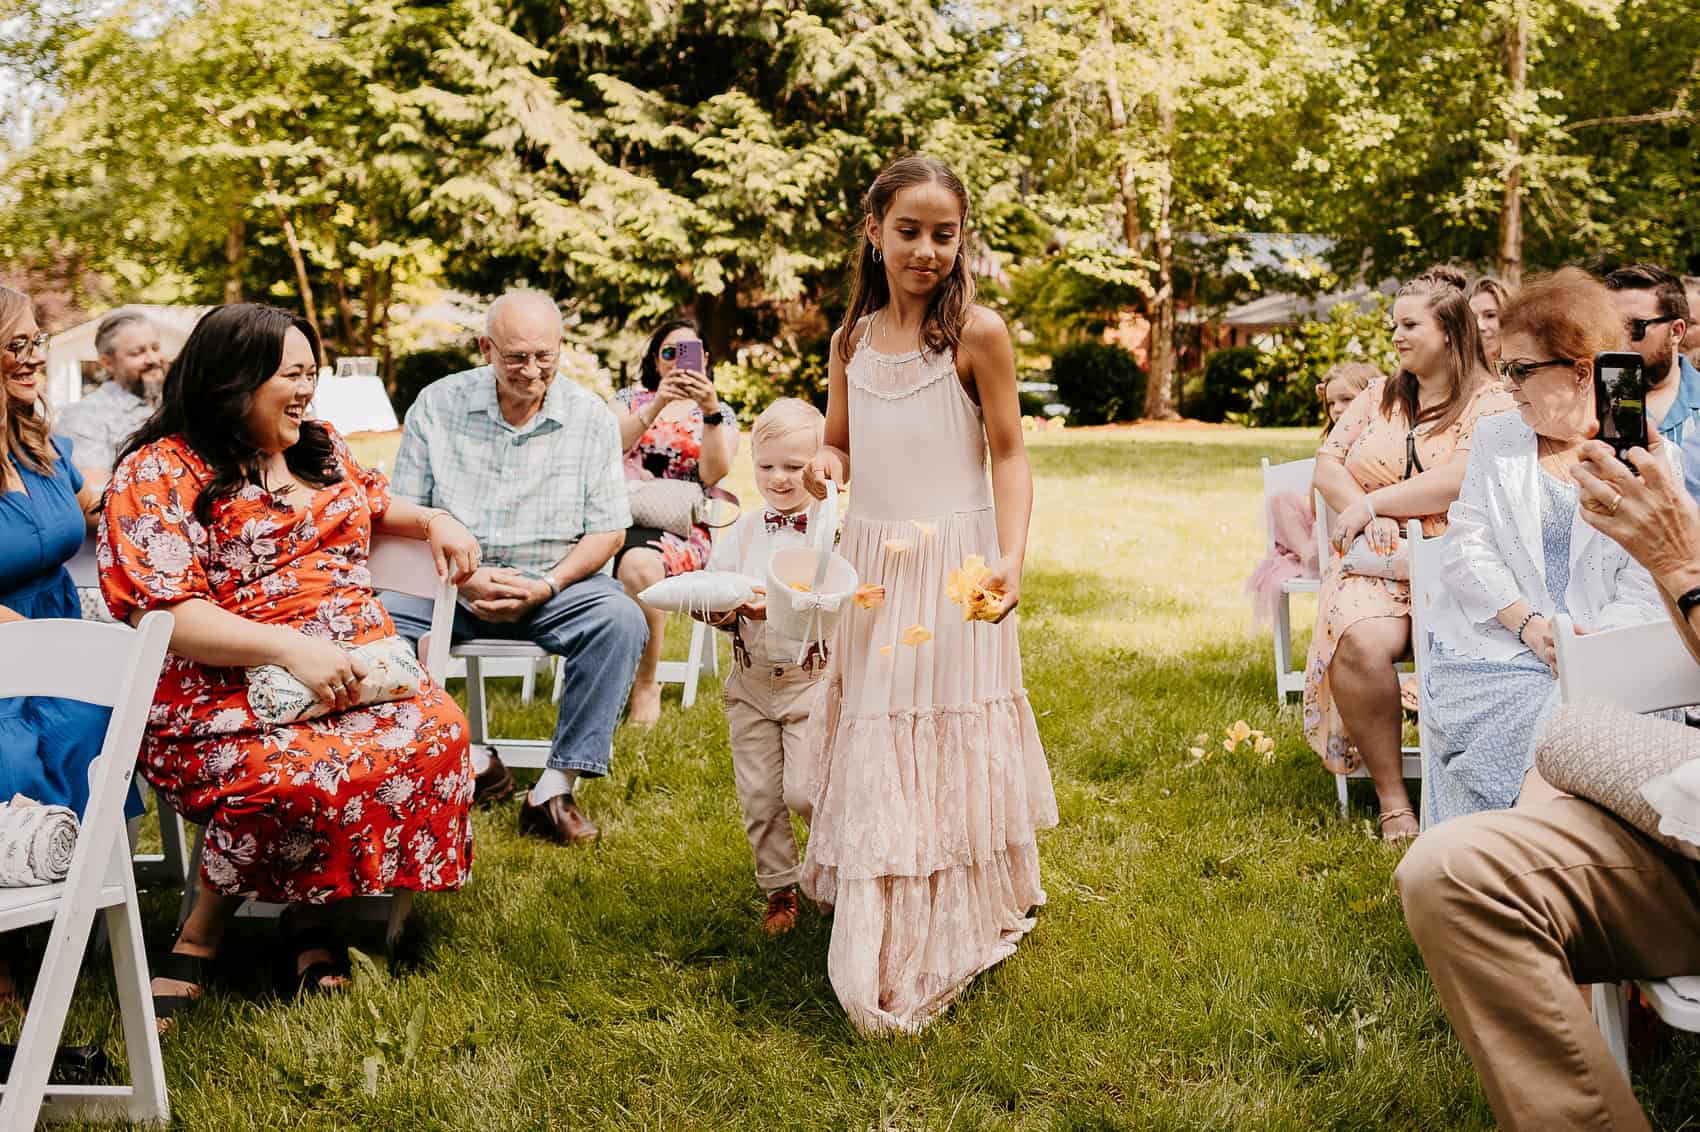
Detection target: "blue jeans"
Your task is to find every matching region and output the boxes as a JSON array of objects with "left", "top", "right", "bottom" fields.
[{"left": 382, "top": 574, "right": 647, "bottom": 777}]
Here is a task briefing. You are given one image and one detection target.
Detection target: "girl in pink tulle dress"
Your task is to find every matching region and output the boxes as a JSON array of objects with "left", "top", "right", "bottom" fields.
[{"left": 799, "top": 155, "right": 1058, "bottom": 1036}]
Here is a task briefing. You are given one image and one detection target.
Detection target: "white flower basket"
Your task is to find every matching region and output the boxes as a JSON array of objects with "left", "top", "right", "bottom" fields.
[{"left": 765, "top": 479, "right": 857, "bottom": 664}]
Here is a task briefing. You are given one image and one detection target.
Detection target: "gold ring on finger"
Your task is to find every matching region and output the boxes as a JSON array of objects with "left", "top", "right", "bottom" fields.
[{"left": 1607, "top": 491, "right": 1623, "bottom": 515}]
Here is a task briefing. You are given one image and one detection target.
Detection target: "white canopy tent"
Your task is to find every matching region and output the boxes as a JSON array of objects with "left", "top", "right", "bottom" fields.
[{"left": 45, "top": 304, "right": 209, "bottom": 406}]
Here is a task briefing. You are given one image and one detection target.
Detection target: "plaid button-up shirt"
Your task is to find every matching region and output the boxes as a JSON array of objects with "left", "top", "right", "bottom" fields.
[
  {"left": 53, "top": 380, "right": 153, "bottom": 469},
  {"left": 390, "top": 366, "right": 631, "bottom": 577}
]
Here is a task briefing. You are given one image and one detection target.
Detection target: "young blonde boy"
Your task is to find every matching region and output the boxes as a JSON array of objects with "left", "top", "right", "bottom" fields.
[{"left": 704, "top": 398, "right": 826, "bottom": 935}]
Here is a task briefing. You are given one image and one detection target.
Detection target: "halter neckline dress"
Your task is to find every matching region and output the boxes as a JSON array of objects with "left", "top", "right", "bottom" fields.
[{"left": 798, "top": 319, "right": 1058, "bottom": 1036}]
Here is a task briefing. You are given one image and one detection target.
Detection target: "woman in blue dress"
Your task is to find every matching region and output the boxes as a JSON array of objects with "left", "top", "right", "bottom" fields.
[{"left": 0, "top": 284, "right": 114, "bottom": 816}]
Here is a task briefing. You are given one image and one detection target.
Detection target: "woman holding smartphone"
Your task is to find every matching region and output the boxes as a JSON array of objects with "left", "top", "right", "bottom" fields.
[
  {"left": 612, "top": 319, "right": 741, "bottom": 723},
  {"left": 1426, "top": 268, "right": 1675, "bottom": 824}
]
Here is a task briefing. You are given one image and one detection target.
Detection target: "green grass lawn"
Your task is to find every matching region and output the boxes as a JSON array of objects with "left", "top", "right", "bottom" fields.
[{"left": 16, "top": 426, "right": 1700, "bottom": 1129}]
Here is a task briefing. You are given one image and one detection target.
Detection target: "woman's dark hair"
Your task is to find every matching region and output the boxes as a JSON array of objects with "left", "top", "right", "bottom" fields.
[
  {"left": 639, "top": 319, "right": 707, "bottom": 391},
  {"left": 1380, "top": 274, "right": 1493, "bottom": 435},
  {"left": 837, "top": 154, "right": 976, "bottom": 362},
  {"left": 116, "top": 303, "right": 341, "bottom": 524}
]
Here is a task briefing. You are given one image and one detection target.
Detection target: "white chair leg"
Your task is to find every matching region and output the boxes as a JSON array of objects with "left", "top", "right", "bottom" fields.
[
  {"left": 104, "top": 880, "right": 168, "bottom": 1123},
  {"left": 680, "top": 618, "right": 705, "bottom": 709},
  {"left": 158, "top": 803, "right": 190, "bottom": 887},
  {"left": 384, "top": 891, "right": 413, "bottom": 951},
  {"left": 521, "top": 658, "right": 537, "bottom": 705},
  {"left": 1335, "top": 773, "right": 1349, "bottom": 818},
  {"left": 1593, "top": 982, "right": 1632, "bottom": 1082},
  {"left": 1273, "top": 590, "right": 1294, "bottom": 703},
  {"left": 0, "top": 878, "right": 101, "bottom": 1130},
  {"left": 465, "top": 656, "right": 489, "bottom": 746}
]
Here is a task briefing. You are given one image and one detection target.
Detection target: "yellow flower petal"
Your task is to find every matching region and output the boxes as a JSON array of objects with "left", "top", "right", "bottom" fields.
[
  {"left": 1195, "top": 732, "right": 1211, "bottom": 746},
  {"left": 1226, "top": 720, "right": 1253, "bottom": 744},
  {"left": 899, "top": 624, "right": 933, "bottom": 647},
  {"left": 878, "top": 645, "right": 893, "bottom": 656},
  {"left": 1188, "top": 747, "right": 1206, "bottom": 759},
  {"left": 912, "top": 521, "right": 936, "bottom": 538},
  {"left": 1254, "top": 736, "right": 1276, "bottom": 755},
  {"left": 787, "top": 581, "right": 812, "bottom": 593},
  {"left": 852, "top": 584, "right": 886, "bottom": 609},
  {"left": 883, "top": 538, "right": 913, "bottom": 555},
  {"left": 1222, "top": 739, "right": 1237, "bottom": 753}
]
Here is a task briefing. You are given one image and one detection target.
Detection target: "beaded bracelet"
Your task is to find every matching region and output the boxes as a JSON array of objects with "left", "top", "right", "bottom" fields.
[{"left": 1515, "top": 611, "right": 1537, "bottom": 645}]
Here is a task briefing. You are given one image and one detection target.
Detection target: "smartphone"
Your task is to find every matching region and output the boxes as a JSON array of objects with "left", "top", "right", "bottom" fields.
[
  {"left": 673, "top": 339, "right": 704, "bottom": 374},
  {"left": 1594, "top": 350, "right": 1649, "bottom": 464}
]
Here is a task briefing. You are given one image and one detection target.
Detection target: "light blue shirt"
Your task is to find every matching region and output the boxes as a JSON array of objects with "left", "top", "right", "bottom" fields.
[
  {"left": 390, "top": 366, "right": 631, "bottom": 576},
  {"left": 1663, "top": 356, "right": 1700, "bottom": 500}
]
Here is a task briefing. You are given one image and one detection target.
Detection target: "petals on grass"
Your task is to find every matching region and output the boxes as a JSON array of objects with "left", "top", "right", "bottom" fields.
[
  {"left": 852, "top": 584, "right": 886, "bottom": 609},
  {"left": 1225, "top": 720, "right": 1253, "bottom": 745},
  {"left": 1222, "top": 738, "right": 1237, "bottom": 753},
  {"left": 1254, "top": 736, "right": 1276, "bottom": 755},
  {"left": 1187, "top": 746, "right": 1206, "bottom": 760},
  {"left": 899, "top": 624, "right": 933, "bottom": 647},
  {"left": 1194, "top": 732, "right": 1211, "bottom": 746},
  {"left": 883, "top": 538, "right": 913, "bottom": 555}
]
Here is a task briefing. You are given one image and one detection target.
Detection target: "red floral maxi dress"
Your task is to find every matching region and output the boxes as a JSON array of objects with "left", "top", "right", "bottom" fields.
[{"left": 98, "top": 432, "right": 474, "bottom": 903}]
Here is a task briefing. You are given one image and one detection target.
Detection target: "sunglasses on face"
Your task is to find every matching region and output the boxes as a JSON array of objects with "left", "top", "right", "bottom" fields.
[
  {"left": 3, "top": 332, "right": 50, "bottom": 359},
  {"left": 1626, "top": 314, "right": 1679, "bottom": 342},
  {"left": 1496, "top": 358, "right": 1574, "bottom": 386}
]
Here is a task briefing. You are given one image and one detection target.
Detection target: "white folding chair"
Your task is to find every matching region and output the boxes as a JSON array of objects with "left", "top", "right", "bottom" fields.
[
  {"left": 64, "top": 537, "right": 191, "bottom": 892},
  {"left": 1551, "top": 614, "right": 1700, "bottom": 1077},
  {"left": 1323, "top": 514, "right": 1424, "bottom": 818},
  {"left": 1260, "top": 457, "right": 1320, "bottom": 704},
  {"left": 0, "top": 612, "right": 173, "bottom": 1128},
  {"left": 179, "top": 534, "right": 456, "bottom": 944},
  {"left": 1405, "top": 520, "right": 1445, "bottom": 831}
]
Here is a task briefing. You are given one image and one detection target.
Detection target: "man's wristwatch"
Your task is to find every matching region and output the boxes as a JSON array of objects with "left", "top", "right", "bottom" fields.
[{"left": 1677, "top": 585, "right": 1700, "bottom": 621}]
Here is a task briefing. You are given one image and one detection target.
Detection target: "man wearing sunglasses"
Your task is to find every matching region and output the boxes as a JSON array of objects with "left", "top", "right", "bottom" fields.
[{"left": 1605, "top": 264, "right": 1700, "bottom": 499}]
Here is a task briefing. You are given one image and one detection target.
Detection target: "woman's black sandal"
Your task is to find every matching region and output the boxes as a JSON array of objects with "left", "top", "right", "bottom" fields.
[
  {"left": 151, "top": 949, "right": 213, "bottom": 1027},
  {"left": 275, "top": 912, "right": 351, "bottom": 998}
]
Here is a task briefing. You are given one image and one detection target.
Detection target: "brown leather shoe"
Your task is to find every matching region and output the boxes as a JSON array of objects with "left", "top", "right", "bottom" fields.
[
  {"left": 763, "top": 888, "right": 800, "bottom": 936},
  {"left": 518, "top": 794, "right": 599, "bottom": 846},
  {"left": 472, "top": 749, "right": 516, "bottom": 808}
]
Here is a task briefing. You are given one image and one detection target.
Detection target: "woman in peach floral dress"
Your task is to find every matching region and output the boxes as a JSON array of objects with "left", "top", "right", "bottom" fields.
[
  {"left": 100, "top": 304, "right": 483, "bottom": 1024},
  {"left": 1304, "top": 274, "right": 1513, "bottom": 842}
]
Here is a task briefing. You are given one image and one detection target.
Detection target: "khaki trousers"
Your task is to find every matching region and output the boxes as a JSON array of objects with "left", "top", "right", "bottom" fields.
[
  {"left": 1396, "top": 796, "right": 1700, "bottom": 1131},
  {"left": 722, "top": 658, "right": 821, "bottom": 892}
]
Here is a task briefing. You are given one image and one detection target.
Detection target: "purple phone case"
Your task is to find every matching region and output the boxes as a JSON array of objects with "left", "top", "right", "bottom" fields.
[{"left": 675, "top": 340, "right": 704, "bottom": 373}]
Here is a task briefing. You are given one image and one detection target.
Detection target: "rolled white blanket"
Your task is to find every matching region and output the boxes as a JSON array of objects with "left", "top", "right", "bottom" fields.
[{"left": 0, "top": 795, "right": 79, "bottom": 887}]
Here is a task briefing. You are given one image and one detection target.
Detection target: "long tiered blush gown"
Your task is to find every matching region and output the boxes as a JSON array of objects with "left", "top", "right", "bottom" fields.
[{"left": 799, "top": 322, "right": 1058, "bottom": 1036}]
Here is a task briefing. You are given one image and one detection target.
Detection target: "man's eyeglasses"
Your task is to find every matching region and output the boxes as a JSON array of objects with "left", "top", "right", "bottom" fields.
[
  {"left": 1497, "top": 358, "right": 1574, "bottom": 386},
  {"left": 497, "top": 350, "right": 559, "bottom": 372},
  {"left": 3, "top": 332, "right": 49, "bottom": 359},
  {"left": 1627, "top": 314, "right": 1680, "bottom": 342}
]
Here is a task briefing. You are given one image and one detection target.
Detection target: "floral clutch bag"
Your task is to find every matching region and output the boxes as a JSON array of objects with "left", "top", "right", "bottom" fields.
[{"left": 246, "top": 636, "right": 425, "bottom": 725}]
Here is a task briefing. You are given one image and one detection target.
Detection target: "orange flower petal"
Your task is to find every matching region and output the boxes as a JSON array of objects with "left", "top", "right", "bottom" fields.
[
  {"left": 878, "top": 645, "right": 893, "bottom": 656},
  {"left": 852, "top": 584, "right": 886, "bottom": 609},
  {"left": 899, "top": 624, "right": 933, "bottom": 647},
  {"left": 883, "top": 538, "right": 913, "bottom": 555}
]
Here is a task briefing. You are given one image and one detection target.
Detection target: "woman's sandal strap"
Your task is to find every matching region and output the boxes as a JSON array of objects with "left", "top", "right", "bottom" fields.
[
  {"left": 152, "top": 951, "right": 212, "bottom": 1021},
  {"left": 1377, "top": 807, "right": 1417, "bottom": 826}
]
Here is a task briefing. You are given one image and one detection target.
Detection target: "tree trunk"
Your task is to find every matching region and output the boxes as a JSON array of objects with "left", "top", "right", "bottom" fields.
[
  {"left": 1498, "top": 4, "right": 1527, "bottom": 287},
  {"left": 274, "top": 205, "right": 320, "bottom": 335},
  {"left": 332, "top": 267, "right": 357, "bottom": 357},
  {"left": 1099, "top": 5, "right": 1143, "bottom": 256},
  {"left": 376, "top": 261, "right": 394, "bottom": 382},
  {"left": 1141, "top": 18, "right": 1180, "bottom": 421},
  {"left": 222, "top": 216, "right": 245, "bottom": 304}
]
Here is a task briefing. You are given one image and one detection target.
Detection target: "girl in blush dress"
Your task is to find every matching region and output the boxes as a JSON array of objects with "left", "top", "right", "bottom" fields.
[{"left": 798, "top": 156, "right": 1058, "bottom": 1036}]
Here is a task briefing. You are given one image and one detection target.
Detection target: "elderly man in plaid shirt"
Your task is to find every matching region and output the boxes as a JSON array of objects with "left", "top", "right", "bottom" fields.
[{"left": 384, "top": 290, "right": 647, "bottom": 847}]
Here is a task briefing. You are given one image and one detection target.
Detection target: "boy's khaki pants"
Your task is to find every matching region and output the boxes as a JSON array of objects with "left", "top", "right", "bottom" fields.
[
  {"left": 723, "top": 659, "right": 821, "bottom": 892},
  {"left": 1396, "top": 796, "right": 1700, "bottom": 1131}
]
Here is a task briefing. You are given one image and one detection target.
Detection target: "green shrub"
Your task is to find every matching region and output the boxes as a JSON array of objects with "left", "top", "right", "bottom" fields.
[
  {"left": 390, "top": 347, "right": 479, "bottom": 419},
  {"left": 714, "top": 342, "right": 829, "bottom": 423},
  {"left": 1049, "top": 341, "right": 1146, "bottom": 425},
  {"left": 1194, "top": 346, "right": 1260, "bottom": 423},
  {"left": 1019, "top": 389, "right": 1052, "bottom": 417},
  {"left": 1235, "top": 296, "right": 1397, "bottom": 428}
]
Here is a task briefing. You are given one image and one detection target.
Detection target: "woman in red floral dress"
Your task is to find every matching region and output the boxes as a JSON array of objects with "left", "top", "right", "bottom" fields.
[
  {"left": 99, "top": 304, "right": 483, "bottom": 1023},
  {"left": 610, "top": 319, "right": 740, "bottom": 722}
]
